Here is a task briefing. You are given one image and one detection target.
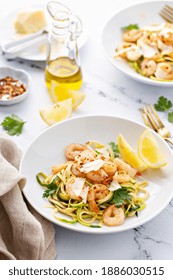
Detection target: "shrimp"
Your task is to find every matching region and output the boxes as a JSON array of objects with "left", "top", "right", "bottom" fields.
[
  {"left": 87, "top": 184, "right": 110, "bottom": 213},
  {"left": 66, "top": 178, "right": 82, "bottom": 200},
  {"left": 113, "top": 172, "right": 131, "bottom": 183},
  {"left": 71, "top": 163, "right": 84, "bottom": 177},
  {"left": 65, "top": 144, "right": 85, "bottom": 160},
  {"left": 141, "top": 59, "right": 157, "bottom": 76},
  {"left": 75, "top": 149, "right": 96, "bottom": 164},
  {"left": 157, "top": 39, "right": 173, "bottom": 53},
  {"left": 115, "top": 42, "right": 136, "bottom": 59},
  {"left": 52, "top": 162, "right": 69, "bottom": 174},
  {"left": 155, "top": 62, "right": 172, "bottom": 79},
  {"left": 102, "top": 162, "right": 117, "bottom": 176},
  {"left": 123, "top": 29, "right": 142, "bottom": 43},
  {"left": 86, "top": 169, "right": 108, "bottom": 183},
  {"left": 114, "top": 158, "right": 137, "bottom": 177},
  {"left": 126, "top": 46, "right": 142, "bottom": 61},
  {"left": 103, "top": 205, "right": 124, "bottom": 226}
]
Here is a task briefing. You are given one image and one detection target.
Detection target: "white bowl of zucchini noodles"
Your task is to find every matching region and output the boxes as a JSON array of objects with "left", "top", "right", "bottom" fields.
[
  {"left": 20, "top": 115, "right": 173, "bottom": 234},
  {"left": 102, "top": 1, "right": 173, "bottom": 86}
]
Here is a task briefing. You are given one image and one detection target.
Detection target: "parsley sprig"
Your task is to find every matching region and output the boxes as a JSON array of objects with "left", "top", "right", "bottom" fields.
[
  {"left": 1, "top": 114, "right": 26, "bottom": 136},
  {"left": 108, "top": 142, "right": 120, "bottom": 158},
  {"left": 122, "top": 24, "right": 139, "bottom": 32},
  {"left": 112, "top": 187, "right": 132, "bottom": 207},
  {"left": 36, "top": 173, "right": 60, "bottom": 198},
  {"left": 154, "top": 96, "right": 172, "bottom": 112},
  {"left": 154, "top": 96, "right": 173, "bottom": 124}
]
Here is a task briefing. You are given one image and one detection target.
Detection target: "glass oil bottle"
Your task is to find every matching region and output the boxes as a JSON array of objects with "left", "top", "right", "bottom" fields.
[{"left": 45, "top": 1, "right": 83, "bottom": 91}]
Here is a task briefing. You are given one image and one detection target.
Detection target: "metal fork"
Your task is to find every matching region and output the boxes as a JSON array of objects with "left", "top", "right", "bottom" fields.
[
  {"left": 139, "top": 104, "right": 173, "bottom": 146},
  {"left": 160, "top": 4, "right": 173, "bottom": 23}
]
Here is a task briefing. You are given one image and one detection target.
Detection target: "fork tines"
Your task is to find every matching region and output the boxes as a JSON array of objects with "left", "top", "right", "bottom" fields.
[
  {"left": 140, "top": 105, "right": 164, "bottom": 132},
  {"left": 160, "top": 5, "right": 173, "bottom": 23}
]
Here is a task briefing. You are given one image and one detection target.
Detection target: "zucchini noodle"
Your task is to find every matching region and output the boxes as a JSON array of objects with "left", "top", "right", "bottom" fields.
[{"left": 36, "top": 140, "right": 150, "bottom": 228}]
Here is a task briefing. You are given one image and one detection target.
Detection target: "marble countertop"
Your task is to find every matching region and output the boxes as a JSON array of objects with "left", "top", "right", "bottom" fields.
[{"left": 0, "top": 0, "right": 173, "bottom": 260}]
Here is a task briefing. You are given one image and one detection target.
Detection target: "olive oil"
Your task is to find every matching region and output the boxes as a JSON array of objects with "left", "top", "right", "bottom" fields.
[{"left": 45, "top": 57, "right": 82, "bottom": 90}]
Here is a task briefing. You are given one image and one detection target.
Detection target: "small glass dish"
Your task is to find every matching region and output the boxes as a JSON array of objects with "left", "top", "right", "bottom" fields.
[{"left": 0, "top": 66, "right": 31, "bottom": 105}]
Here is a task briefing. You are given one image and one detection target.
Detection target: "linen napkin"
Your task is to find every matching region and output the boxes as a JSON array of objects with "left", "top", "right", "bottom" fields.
[{"left": 0, "top": 135, "right": 57, "bottom": 260}]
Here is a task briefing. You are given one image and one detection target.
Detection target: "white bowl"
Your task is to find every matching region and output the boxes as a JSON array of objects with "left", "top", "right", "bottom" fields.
[
  {"left": 0, "top": 67, "right": 30, "bottom": 105},
  {"left": 20, "top": 115, "right": 173, "bottom": 234},
  {"left": 102, "top": 0, "right": 173, "bottom": 87}
]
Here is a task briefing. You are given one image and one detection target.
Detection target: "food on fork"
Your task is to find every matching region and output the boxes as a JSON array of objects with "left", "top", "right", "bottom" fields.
[
  {"left": 114, "top": 22, "right": 173, "bottom": 81},
  {"left": 14, "top": 9, "right": 47, "bottom": 34},
  {"left": 36, "top": 130, "right": 167, "bottom": 228}
]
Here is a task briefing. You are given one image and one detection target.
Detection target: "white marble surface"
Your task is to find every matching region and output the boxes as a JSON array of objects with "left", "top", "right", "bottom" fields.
[{"left": 0, "top": 0, "right": 173, "bottom": 260}]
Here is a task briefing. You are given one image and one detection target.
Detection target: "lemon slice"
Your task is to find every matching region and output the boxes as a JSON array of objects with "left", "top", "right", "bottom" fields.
[
  {"left": 138, "top": 129, "right": 167, "bottom": 169},
  {"left": 117, "top": 134, "right": 147, "bottom": 171},
  {"left": 50, "top": 81, "right": 86, "bottom": 109},
  {"left": 39, "top": 99, "right": 72, "bottom": 126}
]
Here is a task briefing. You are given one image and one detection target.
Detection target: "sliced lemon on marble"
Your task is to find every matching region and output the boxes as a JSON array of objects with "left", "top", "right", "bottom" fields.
[
  {"left": 117, "top": 134, "right": 147, "bottom": 171},
  {"left": 50, "top": 81, "right": 86, "bottom": 110},
  {"left": 138, "top": 129, "right": 167, "bottom": 169},
  {"left": 39, "top": 99, "right": 72, "bottom": 126}
]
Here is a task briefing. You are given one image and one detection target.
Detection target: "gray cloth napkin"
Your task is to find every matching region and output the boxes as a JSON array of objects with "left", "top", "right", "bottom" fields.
[{"left": 0, "top": 135, "right": 57, "bottom": 260}]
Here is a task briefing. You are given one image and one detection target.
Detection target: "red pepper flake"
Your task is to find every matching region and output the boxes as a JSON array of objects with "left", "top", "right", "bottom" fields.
[{"left": 0, "top": 76, "right": 26, "bottom": 100}]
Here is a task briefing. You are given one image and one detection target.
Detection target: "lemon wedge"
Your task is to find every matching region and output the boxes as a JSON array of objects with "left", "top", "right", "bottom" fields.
[
  {"left": 39, "top": 99, "right": 72, "bottom": 126},
  {"left": 117, "top": 134, "right": 147, "bottom": 171},
  {"left": 138, "top": 129, "right": 167, "bottom": 169},
  {"left": 50, "top": 81, "right": 86, "bottom": 109}
]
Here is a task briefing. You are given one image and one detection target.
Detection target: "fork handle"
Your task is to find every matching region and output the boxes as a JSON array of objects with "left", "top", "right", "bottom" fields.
[{"left": 164, "top": 138, "right": 173, "bottom": 146}]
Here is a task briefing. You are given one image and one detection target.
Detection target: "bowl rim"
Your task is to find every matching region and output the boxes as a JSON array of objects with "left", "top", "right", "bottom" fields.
[
  {"left": 101, "top": 0, "right": 173, "bottom": 87},
  {"left": 0, "top": 66, "right": 31, "bottom": 105}
]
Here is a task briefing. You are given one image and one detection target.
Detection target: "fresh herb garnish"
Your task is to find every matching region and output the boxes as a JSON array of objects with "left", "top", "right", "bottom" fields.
[
  {"left": 122, "top": 24, "right": 139, "bottom": 32},
  {"left": 112, "top": 187, "right": 131, "bottom": 207},
  {"left": 154, "top": 96, "right": 172, "bottom": 112},
  {"left": 168, "top": 112, "right": 173, "bottom": 124},
  {"left": 154, "top": 96, "right": 173, "bottom": 124},
  {"left": 1, "top": 114, "right": 26, "bottom": 136},
  {"left": 36, "top": 173, "right": 60, "bottom": 198},
  {"left": 108, "top": 142, "right": 120, "bottom": 157},
  {"left": 43, "top": 184, "right": 57, "bottom": 198}
]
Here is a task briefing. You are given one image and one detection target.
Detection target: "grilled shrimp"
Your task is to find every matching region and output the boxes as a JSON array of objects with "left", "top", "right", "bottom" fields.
[
  {"left": 65, "top": 144, "right": 85, "bottom": 160},
  {"left": 87, "top": 184, "right": 110, "bottom": 213},
  {"left": 102, "top": 162, "right": 117, "bottom": 176},
  {"left": 155, "top": 62, "right": 172, "bottom": 79},
  {"left": 126, "top": 46, "right": 142, "bottom": 61},
  {"left": 123, "top": 29, "right": 142, "bottom": 43},
  {"left": 115, "top": 42, "right": 135, "bottom": 59},
  {"left": 71, "top": 163, "right": 84, "bottom": 177},
  {"left": 86, "top": 169, "right": 108, "bottom": 183},
  {"left": 141, "top": 59, "right": 157, "bottom": 76},
  {"left": 113, "top": 172, "right": 131, "bottom": 183},
  {"left": 103, "top": 205, "right": 125, "bottom": 226},
  {"left": 75, "top": 149, "right": 96, "bottom": 163},
  {"left": 114, "top": 158, "right": 137, "bottom": 177}
]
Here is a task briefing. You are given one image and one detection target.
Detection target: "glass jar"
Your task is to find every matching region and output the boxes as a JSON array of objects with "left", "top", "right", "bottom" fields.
[{"left": 45, "top": 1, "right": 83, "bottom": 91}]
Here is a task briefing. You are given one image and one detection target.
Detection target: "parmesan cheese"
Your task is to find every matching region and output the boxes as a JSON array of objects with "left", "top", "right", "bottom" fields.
[
  {"left": 14, "top": 10, "right": 47, "bottom": 34},
  {"left": 80, "top": 159, "right": 104, "bottom": 173}
]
